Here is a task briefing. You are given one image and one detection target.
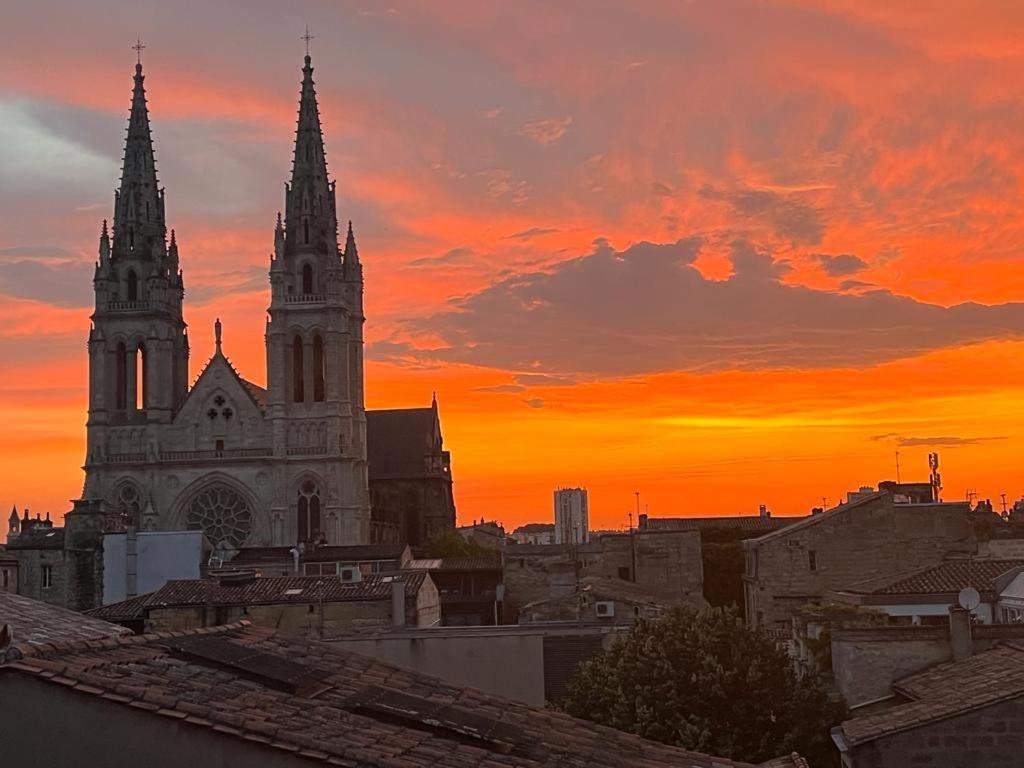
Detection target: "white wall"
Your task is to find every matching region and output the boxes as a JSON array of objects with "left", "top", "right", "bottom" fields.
[{"left": 103, "top": 530, "right": 203, "bottom": 604}]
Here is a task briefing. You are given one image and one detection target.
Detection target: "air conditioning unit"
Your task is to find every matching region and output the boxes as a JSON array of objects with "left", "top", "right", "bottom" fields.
[
  {"left": 595, "top": 601, "right": 615, "bottom": 617},
  {"left": 339, "top": 566, "right": 362, "bottom": 583}
]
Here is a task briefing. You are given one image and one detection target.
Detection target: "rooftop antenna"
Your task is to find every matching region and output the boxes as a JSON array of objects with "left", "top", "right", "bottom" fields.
[
  {"left": 895, "top": 449, "right": 901, "bottom": 484},
  {"left": 301, "top": 24, "right": 315, "bottom": 56},
  {"left": 131, "top": 36, "right": 146, "bottom": 66},
  {"left": 1001, "top": 493, "right": 1009, "bottom": 516}
]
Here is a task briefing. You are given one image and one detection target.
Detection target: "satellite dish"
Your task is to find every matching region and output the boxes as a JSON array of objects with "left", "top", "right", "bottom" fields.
[{"left": 958, "top": 586, "right": 981, "bottom": 611}]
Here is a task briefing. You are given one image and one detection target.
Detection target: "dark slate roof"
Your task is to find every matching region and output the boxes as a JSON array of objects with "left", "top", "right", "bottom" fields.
[
  {"left": 240, "top": 377, "right": 268, "bottom": 409},
  {"left": 840, "top": 643, "right": 1024, "bottom": 746},
  {"left": 842, "top": 559, "right": 1024, "bottom": 597},
  {"left": 88, "top": 573, "right": 428, "bottom": 621},
  {"left": 366, "top": 406, "right": 441, "bottom": 480},
  {"left": 5, "top": 526, "right": 65, "bottom": 550},
  {"left": 230, "top": 543, "right": 408, "bottom": 566},
  {"left": 643, "top": 516, "right": 804, "bottom": 533},
  {"left": 0, "top": 591, "right": 129, "bottom": 651},
  {"left": 504, "top": 544, "right": 571, "bottom": 557},
  {"left": 0, "top": 622, "right": 791, "bottom": 767}
]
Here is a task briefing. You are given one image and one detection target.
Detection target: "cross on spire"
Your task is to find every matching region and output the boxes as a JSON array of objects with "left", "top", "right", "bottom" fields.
[
  {"left": 301, "top": 25, "right": 314, "bottom": 56},
  {"left": 132, "top": 36, "right": 146, "bottom": 65}
]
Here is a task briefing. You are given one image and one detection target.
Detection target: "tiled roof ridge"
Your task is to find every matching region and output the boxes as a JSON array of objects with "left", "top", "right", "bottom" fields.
[
  {"left": 844, "top": 643, "right": 1024, "bottom": 746},
  {"left": 6, "top": 620, "right": 252, "bottom": 662}
]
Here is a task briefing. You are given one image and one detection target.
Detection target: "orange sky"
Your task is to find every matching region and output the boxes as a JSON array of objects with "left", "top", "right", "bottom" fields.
[{"left": 2, "top": 1, "right": 1024, "bottom": 531}]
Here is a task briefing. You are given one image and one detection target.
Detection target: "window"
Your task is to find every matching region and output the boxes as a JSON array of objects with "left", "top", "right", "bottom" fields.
[
  {"left": 115, "top": 342, "right": 128, "bottom": 410},
  {"left": 41, "top": 565, "right": 53, "bottom": 589},
  {"left": 296, "top": 480, "right": 321, "bottom": 543},
  {"left": 185, "top": 484, "right": 253, "bottom": 549},
  {"left": 302, "top": 263, "right": 314, "bottom": 294},
  {"left": 617, "top": 566, "right": 630, "bottom": 580},
  {"left": 2, "top": 569, "right": 8, "bottom": 589},
  {"left": 303, "top": 219, "right": 309, "bottom": 244},
  {"left": 808, "top": 550, "right": 817, "bottom": 572},
  {"left": 135, "top": 345, "right": 146, "bottom": 410},
  {"left": 215, "top": 439, "right": 225, "bottom": 455},
  {"left": 126, "top": 269, "right": 138, "bottom": 301},
  {"left": 115, "top": 483, "right": 143, "bottom": 529},
  {"left": 292, "top": 336, "right": 304, "bottom": 402},
  {"left": 312, "top": 334, "right": 325, "bottom": 402}
]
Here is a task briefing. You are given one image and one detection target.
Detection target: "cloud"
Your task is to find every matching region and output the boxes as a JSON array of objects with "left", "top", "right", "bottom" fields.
[
  {"left": 0, "top": 257, "right": 93, "bottom": 307},
  {"left": 871, "top": 434, "right": 1006, "bottom": 448},
  {"left": 839, "top": 279, "right": 875, "bottom": 292},
  {"left": 811, "top": 253, "right": 868, "bottom": 276},
  {"left": 408, "top": 247, "right": 476, "bottom": 268},
  {"left": 518, "top": 116, "right": 573, "bottom": 145},
  {"left": 699, "top": 185, "right": 825, "bottom": 246},
  {"left": 505, "top": 227, "right": 560, "bottom": 241},
  {"left": 480, "top": 107, "right": 504, "bottom": 119},
  {"left": 474, "top": 383, "right": 526, "bottom": 394},
  {"left": 387, "top": 237, "right": 1024, "bottom": 376},
  {"left": 523, "top": 397, "right": 545, "bottom": 409}
]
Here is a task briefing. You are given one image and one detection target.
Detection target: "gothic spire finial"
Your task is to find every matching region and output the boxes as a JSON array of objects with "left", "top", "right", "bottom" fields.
[
  {"left": 301, "top": 25, "right": 315, "bottom": 57},
  {"left": 214, "top": 318, "right": 222, "bottom": 353},
  {"left": 132, "top": 36, "right": 146, "bottom": 67}
]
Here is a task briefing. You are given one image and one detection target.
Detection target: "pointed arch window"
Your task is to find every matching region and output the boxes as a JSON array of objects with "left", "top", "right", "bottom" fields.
[
  {"left": 115, "top": 482, "right": 143, "bottom": 529},
  {"left": 135, "top": 344, "right": 146, "bottom": 410},
  {"left": 313, "top": 333, "right": 325, "bottom": 402},
  {"left": 115, "top": 342, "right": 128, "bottom": 410},
  {"left": 292, "top": 335, "right": 305, "bottom": 403},
  {"left": 303, "top": 219, "right": 310, "bottom": 245},
  {"left": 297, "top": 480, "right": 321, "bottom": 543},
  {"left": 302, "top": 263, "right": 314, "bottom": 294},
  {"left": 126, "top": 269, "right": 138, "bottom": 301}
]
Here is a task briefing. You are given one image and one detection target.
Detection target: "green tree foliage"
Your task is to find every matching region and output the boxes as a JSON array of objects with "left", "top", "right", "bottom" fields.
[
  {"left": 560, "top": 606, "right": 846, "bottom": 765},
  {"left": 421, "top": 529, "right": 492, "bottom": 559}
]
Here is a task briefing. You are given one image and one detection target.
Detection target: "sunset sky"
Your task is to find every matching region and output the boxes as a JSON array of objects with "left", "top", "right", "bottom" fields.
[{"left": 3, "top": 1, "right": 1024, "bottom": 530}]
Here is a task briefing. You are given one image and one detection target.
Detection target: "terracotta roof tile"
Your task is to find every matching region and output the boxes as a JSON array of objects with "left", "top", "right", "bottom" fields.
[
  {"left": 0, "top": 622, "right": 785, "bottom": 767},
  {"left": 843, "top": 559, "right": 1024, "bottom": 596},
  {"left": 88, "top": 572, "right": 427, "bottom": 621},
  {"left": 840, "top": 644, "right": 1024, "bottom": 746},
  {"left": 0, "top": 591, "right": 130, "bottom": 652}
]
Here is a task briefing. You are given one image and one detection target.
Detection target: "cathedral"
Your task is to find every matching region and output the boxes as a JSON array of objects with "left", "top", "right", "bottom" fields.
[{"left": 77, "top": 53, "right": 454, "bottom": 553}]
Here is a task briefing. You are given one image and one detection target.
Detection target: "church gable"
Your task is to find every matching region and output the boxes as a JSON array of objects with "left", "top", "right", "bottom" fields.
[{"left": 172, "top": 354, "right": 267, "bottom": 452}]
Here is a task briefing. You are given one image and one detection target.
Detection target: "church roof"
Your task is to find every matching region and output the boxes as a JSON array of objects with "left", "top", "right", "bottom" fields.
[
  {"left": 366, "top": 405, "right": 443, "bottom": 480},
  {"left": 0, "top": 621, "right": 789, "bottom": 767}
]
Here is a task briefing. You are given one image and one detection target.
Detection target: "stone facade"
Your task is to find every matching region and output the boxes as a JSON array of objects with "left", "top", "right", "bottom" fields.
[
  {"left": 743, "top": 490, "right": 974, "bottom": 629},
  {"left": 503, "top": 530, "right": 704, "bottom": 622},
  {"left": 80, "top": 55, "right": 370, "bottom": 554}
]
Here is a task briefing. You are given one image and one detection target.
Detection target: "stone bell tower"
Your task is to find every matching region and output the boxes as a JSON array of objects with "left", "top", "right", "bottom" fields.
[
  {"left": 264, "top": 53, "right": 370, "bottom": 543},
  {"left": 83, "top": 60, "right": 189, "bottom": 505}
]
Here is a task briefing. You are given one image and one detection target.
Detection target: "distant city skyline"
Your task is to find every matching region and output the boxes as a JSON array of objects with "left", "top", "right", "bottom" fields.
[{"left": 2, "top": 1, "right": 1024, "bottom": 528}]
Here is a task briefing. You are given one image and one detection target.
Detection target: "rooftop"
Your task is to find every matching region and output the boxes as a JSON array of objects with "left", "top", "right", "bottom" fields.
[
  {"left": 642, "top": 516, "right": 804, "bottom": 533},
  {"left": 366, "top": 406, "right": 445, "bottom": 480},
  {"left": 0, "top": 621, "right": 798, "bottom": 767},
  {"left": 5, "top": 526, "right": 65, "bottom": 550},
  {"left": 229, "top": 543, "right": 409, "bottom": 566},
  {"left": 840, "top": 643, "right": 1024, "bottom": 747},
  {"left": 0, "top": 591, "right": 129, "bottom": 652},
  {"left": 88, "top": 572, "right": 428, "bottom": 623},
  {"left": 837, "top": 558, "right": 1024, "bottom": 598},
  {"left": 522, "top": 576, "right": 687, "bottom": 612}
]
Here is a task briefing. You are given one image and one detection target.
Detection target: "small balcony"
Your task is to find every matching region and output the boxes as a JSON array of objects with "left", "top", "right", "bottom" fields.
[{"left": 284, "top": 293, "right": 327, "bottom": 304}]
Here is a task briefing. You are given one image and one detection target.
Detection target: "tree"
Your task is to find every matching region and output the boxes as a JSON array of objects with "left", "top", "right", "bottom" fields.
[
  {"left": 560, "top": 606, "right": 846, "bottom": 766},
  {"left": 421, "top": 529, "right": 492, "bottom": 559}
]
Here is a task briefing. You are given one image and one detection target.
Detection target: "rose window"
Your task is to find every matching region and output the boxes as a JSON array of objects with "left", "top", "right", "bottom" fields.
[
  {"left": 185, "top": 484, "right": 253, "bottom": 548},
  {"left": 115, "top": 483, "right": 143, "bottom": 528}
]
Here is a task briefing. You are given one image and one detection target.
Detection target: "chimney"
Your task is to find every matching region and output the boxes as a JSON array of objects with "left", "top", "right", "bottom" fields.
[
  {"left": 391, "top": 579, "right": 407, "bottom": 627},
  {"left": 759, "top": 505, "right": 769, "bottom": 518},
  {"left": 949, "top": 606, "right": 973, "bottom": 661}
]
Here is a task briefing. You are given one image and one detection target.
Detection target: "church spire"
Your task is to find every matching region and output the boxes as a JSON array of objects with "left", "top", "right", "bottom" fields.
[
  {"left": 284, "top": 52, "right": 338, "bottom": 259},
  {"left": 112, "top": 58, "right": 165, "bottom": 261}
]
